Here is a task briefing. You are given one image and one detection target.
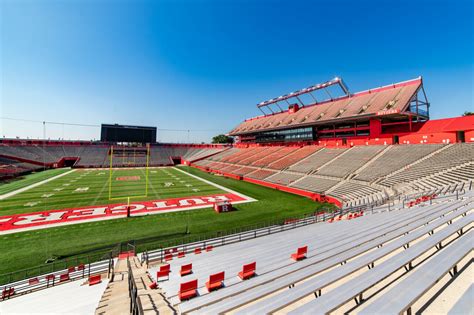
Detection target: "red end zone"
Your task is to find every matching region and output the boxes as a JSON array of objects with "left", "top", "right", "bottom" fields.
[{"left": 0, "top": 193, "right": 250, "bottom": 234}]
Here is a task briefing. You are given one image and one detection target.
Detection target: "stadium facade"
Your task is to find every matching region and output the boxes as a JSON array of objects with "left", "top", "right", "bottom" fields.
[{"left": 229, "top": 77, "right": 473, "bottom": 146}]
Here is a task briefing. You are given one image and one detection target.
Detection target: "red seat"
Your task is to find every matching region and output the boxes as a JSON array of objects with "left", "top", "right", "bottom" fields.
[
  {"left": 238, "top": 262, "right": 256, "bottom": 280},
  {"left": 180, "top": 263, "right": 193, "bottom": 276},
  {"left": 179, "top": 279, "right": 198, "bottom": 301},
  {"left": 206, "top": 245, "right": 213, "bottom": 252},
  {"left": 165, "top": 253, "right": 173, "bottom": 261},
  {"left": 178, "top": 251, "right": 185, "bottom": 258},
  {"left": 149, "top": 281, "right": 157, "bottom": 289},
  {"left": 159, "top": 264, "right": 170, "bottom": 273},
  {"left": 59, "top": 273, "right": 70, "bottom": 282},
  {"left": 347, "top": 213, "right": 353, "bottom": 220},
  {"left": 157, "top": 269, "right": 170, "bottom": 281},
  {"left": 194, "top": 248, "right": 202, "bottom": 255},
  {"left": 172, "top": 248, "right": 178, "bottom": 253},
  {"left": 157, "top": 264, "right": 171, "bottom": 280},
  {"left": 291, "top": 246, "right": 307, "bottom": 261},
  {"left": 206, "top": 271, "right": 225, "bottom": 292},
  {"left": 46, "top": 274, "right": 55, "bottom": 282},
  {"left": 89, "top": 274, "right": 102, "bottom": 286},
  {"left": 77, "top": 264, "right": 85, "bottom": 271},
  {"left": 68, "top": 266, "right": 76, "bottom": 273},
  {"left": 29, "top": 277, "right": 39, "bottom": 285},
  {"left": 2, "top": 288, "right": 14, "bottom": 300}
]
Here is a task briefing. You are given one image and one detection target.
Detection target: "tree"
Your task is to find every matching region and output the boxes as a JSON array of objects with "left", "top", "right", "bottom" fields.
[
  {"left": 462, "top": 111, "right": 473, "bottom": 116},
  {"left": 212, "top": 134, "right": 234, "bottom": 144}
]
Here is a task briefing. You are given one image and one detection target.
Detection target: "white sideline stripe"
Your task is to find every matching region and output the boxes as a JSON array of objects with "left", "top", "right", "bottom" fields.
[
  {"left": 173, "top": 167, "right": 257, "bottom": 202},
  {"left": 0, "top": 169, "right": 76, "bottom": 200}
]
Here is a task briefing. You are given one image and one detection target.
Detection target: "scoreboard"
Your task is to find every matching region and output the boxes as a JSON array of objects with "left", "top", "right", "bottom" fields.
[{"left": 101, "top": 124, "right": 157, "bottom": 143}]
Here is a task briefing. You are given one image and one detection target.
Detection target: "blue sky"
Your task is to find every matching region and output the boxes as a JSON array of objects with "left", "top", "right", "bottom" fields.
[{"left": 1, "top": 0, "right": 473, "bottom": 142}]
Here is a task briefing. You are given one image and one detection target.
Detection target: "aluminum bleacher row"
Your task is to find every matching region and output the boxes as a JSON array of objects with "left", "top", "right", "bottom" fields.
[
  {"left": 144, "top": 191, "right": 472, "bottom": 314},
  {"left": 0, "top": 144, "right": 226, "bottom": 169},
  {"left": 193, "top": 143, "right": 474, "bottom": 206}
]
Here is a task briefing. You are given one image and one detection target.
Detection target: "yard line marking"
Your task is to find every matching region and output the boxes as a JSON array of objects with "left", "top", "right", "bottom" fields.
[
  {"left": 173, "top": 167, "right": 257, "bottom": 202},
  {"left": 0, "top": 169, "right": 76, "bottom": 200},
  {"left": 74, "top": 187, "right": 89, "bottom": 192},
  {"left": 24, "top": 202, "right": 40, "bottom": 207},
  {"left": 41, "top": 194, "right": 54, "bottom": 198}
]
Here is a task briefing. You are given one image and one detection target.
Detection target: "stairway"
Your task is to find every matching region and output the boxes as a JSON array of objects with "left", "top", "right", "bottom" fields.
[
  {"left": 95, "top": 259, "right": 130, "bottom": 315},
  {"left": 95, "top": 255, "right": 175, "bottom": 315}
]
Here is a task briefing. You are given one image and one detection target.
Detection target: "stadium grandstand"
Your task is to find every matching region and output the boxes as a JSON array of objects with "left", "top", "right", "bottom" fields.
[{"left": 0, "top": 77, "right": 472, "bottom": 315}]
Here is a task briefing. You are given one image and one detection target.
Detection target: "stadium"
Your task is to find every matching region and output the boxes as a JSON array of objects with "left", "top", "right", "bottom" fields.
[{"left": 1, "top": 1, "right": 473, "bottom": 315}]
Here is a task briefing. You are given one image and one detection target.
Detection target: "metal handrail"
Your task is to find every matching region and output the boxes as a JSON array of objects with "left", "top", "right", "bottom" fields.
[
  {"left": 127, "top": 258, "right": 144, "bottom": 315},
  {"left": 144, "top": 210, "right": 347, "bottom": 264}
]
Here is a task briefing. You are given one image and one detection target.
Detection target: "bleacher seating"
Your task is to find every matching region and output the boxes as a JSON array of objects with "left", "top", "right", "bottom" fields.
[
  {"left": 0, "top": 157, "right": 42, "bottom": 179},
  {"left": 246, "top": 169, "right": 276, "bottom": 180},
  {"left": 266, "top": 172, "right": 304, "bottom": 185},
  {"left": 267, "top": 146, "right": 321, "bottom": 170},
  {"left": 146, "top": 193, "right": 472, "bottom": 314},
  {"left": 290, "top": 175, "right": 339, "bottom": 193},
  {"left": 315, "top": 145, "right": 385, "bottom": 178},
  {"left": 355, "top": 144, "right": 445, "bottom": 182},
  {"left": 195, "top": 143, "right": 473, "bottom": 205},
  {"left": 249, "top": 147, "right": 294, "bottom": 167},
  {"left": 287, "top": 147, "right": 348, "bottom": 173},
  {"left": 0, "top": 143, "right": 225, "bottom": 170},
  {"left": 380, "top": 143, "right": 474, "bottom": 187}
]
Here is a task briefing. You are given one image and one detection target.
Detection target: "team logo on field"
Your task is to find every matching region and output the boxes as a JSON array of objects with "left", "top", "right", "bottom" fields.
[
  {"left": 116, "top": 176, "right": 141, "bottom": 181},
  {"left": 0, "top": 193, "right": 253, "bottom": 234}
]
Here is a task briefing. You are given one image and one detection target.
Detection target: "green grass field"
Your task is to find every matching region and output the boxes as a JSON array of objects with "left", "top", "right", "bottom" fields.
[
  {"left": 0, "top": 168, "right": 70, "bottom": 196},
  {"left": 0, "top": 166, "right": 334, "bottom": 283},
  {"left": 0, "top": 167, "right": 223, "bottom": 216}
]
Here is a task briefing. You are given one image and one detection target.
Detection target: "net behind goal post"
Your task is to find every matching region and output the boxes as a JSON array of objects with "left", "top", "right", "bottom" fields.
[{"left": 108, "top": 144, "right": 151, "bottom": 202}]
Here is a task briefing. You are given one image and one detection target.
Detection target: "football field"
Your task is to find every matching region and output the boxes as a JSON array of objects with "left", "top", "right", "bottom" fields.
[
  {"left": 0, "top": 166, "right": 332, "bottom": 280},
  {"left": 0, "top": 167, "right": 229, "bottom": 216}
]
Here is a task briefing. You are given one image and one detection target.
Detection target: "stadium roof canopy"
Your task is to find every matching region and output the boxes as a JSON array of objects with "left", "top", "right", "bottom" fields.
[{"left": 229, "top": 77, "right": 429, "bottom": 136}]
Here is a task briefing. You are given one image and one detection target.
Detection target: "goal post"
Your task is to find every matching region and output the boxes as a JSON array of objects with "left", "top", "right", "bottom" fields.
[{"left": 108, "top": 144, "right": 151, "bottom": 201}]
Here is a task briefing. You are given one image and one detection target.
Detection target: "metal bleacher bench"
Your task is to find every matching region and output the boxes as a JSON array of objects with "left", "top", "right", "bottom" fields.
[
  {"left": 448, "top": 284, "right": 474, "bottom": 315},
  {"left": 288, "top": 216, "right": 473, "bottom": 314},
  {"left": 179, "top": 201, "right": 453, "bottom": 312},
  {"left": 360, "top": 232, "right": 473, "bottom": 315},
  {"left": 234, "top": 205, "right": 472, "bottom": 315},
  {"left": 183, "top": 200, "right": 470, "bottom": 314}
]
